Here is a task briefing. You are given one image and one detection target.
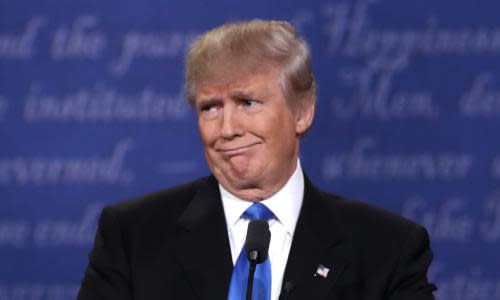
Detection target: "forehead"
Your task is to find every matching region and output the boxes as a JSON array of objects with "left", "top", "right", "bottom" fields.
[{"left": 195, "top": 66, "right": 282, "bottom": 99}]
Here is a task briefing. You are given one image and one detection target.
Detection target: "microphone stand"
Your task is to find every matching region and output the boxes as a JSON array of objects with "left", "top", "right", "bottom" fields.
[
  {"left": 246, "top": 261, "right": 257, "bottom": 300},
  {"left": 244, "top": 220, "right": 270, "bottom": 300}
]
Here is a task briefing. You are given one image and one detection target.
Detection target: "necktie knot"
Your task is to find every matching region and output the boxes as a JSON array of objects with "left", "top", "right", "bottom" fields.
[{"left": 243, "top": 203, "right": 274, "bottom": 221}]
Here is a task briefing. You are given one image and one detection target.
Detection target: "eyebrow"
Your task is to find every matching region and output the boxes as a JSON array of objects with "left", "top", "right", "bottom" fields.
[
  {"left": 230, "top": 90, "right": 256, "bottom": 99},
  {"left": 196, "top": 88, "right": 260, "bottom": 107},
  {"left": 196, "top": 97, "right": 221, "bottom": 108}
]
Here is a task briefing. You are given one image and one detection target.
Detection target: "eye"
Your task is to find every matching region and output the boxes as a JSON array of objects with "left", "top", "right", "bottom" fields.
[
  {"left": 241, "top": 99, "right": 263, "bottom": 109},
  {"left": 198, "top": 102, "right": 222, "bottom": 120},
  {"left": 200, "top": 103, "right": 215, "bottom": 111},
  {"left": 242, "top": 99, "right": 257, "bottom": 106},
  {"left": 238, "top": 98, "right": 263, "bottom": 113}
]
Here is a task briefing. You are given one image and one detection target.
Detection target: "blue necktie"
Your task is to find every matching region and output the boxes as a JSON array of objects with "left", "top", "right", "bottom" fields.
[{"left": 227, "top": 203, "right": 274, "bottom": 300}]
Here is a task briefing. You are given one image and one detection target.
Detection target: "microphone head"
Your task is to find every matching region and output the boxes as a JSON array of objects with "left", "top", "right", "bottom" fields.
[{"left": 245, "top": 220, "right": 271, "bottom": 264}]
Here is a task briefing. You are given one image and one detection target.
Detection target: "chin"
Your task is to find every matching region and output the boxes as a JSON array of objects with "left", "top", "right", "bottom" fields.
[
  {"left": 223, "top": 168, "right": 261, "bottom": 189},
  {"left": 227, "top": 170, "right": 256, "bottom": 185},
  {"left": 211, "top": 158, "right": 265, "bottom": 186},
  {"left": 224, "top": 157, "right": 254, "bottom": 177}
]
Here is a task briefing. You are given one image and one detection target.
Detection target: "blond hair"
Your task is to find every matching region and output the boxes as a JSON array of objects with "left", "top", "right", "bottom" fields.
[{"left": 185, "top": 19, "right": 316, "bottom": 108}]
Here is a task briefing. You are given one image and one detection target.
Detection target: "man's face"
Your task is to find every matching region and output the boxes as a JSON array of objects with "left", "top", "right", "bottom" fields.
[{"left": 195, "top": 68, "right": 313, "bottom": 200}]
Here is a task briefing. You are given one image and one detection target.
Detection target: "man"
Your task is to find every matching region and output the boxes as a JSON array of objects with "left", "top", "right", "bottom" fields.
[{"left": 77, "top": 20, "right": 436, "bottom": 300}]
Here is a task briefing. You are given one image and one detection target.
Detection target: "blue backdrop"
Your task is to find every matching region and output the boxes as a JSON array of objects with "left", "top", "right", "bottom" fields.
[{"left": 1, "top": 0, "right": 500, "bottom": 299}]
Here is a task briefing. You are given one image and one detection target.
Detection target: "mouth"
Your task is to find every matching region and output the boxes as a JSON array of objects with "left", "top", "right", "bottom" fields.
[{"left": 216, "top": 143, "right": 259, "bottom": 156}]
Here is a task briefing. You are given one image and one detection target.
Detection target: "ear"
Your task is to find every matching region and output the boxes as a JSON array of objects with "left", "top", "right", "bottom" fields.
[{"left": 295, "top": 96, "right": 315, "bottom": 136}]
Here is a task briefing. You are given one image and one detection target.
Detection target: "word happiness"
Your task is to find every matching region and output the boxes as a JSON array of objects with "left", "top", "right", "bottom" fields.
[{"left": 320, "top": 0, "right": 500, "bottom": 120}]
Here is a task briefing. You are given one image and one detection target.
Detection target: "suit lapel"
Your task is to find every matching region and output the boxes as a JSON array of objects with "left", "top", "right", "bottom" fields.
[
  {"left": 280, "top": 178, "right": 351, "bottom": 300},
  {"left": 174, "top": 176, "right": 233, "bottom": 300},
  {"left": 172, "top": 175, "right": 352, "bottom": 299}
]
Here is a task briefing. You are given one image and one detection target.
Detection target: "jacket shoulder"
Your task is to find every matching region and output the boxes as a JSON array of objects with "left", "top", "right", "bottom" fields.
[
  {"left": 103, "top": 176, "right": 213, "bottom": 232},
  {"left": 312, "top": 185, "right": 427, "bottom": 244}
]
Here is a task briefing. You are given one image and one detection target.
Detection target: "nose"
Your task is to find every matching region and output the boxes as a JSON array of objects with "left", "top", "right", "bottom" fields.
[{"left": 220, "top": 105, "right": 243, "bottom": 139}]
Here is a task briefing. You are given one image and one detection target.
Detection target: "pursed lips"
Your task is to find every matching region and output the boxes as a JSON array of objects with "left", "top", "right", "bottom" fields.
[{"left": 215, "top": 143, "right": 260, "bottom": 156}]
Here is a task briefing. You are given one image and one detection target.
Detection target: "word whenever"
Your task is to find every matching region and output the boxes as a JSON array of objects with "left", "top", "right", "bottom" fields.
[
  {"left": 0, "top": 203, "right": 102, "bottom": 247},
  {"left": 24, "top": 84, "right": 188, "bottom": 122},
  {"left": 0, "top": 139, "right": 134, "bottom": 185},
  {"left": 322, "top": 137, "right": 473, "bottom": 181}
]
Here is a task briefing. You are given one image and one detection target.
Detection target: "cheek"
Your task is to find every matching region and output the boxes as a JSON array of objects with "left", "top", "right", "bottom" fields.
[
  {"left": 198, "top": 121, "right": 216, "bottom": 146},
  {"left": 272, "top": 121, "right": 298, "bottom": 150}
]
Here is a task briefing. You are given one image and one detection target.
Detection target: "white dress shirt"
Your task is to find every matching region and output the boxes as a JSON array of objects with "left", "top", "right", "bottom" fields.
[{"left": 220, "top": 160, "right": 304, "bottom": 300}]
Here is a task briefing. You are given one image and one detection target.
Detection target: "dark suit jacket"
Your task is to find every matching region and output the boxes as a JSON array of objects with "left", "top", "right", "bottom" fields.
[{"left": 77, "top": 176, "right": 436, "bottom": 300}]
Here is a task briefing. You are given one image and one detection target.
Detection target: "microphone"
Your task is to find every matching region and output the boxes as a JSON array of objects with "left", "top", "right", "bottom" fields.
[
  {"left": 245, "top": 220, "right": 271, "bottom": 263},
  {"left": 244, "top": 220, "right": 271, "bottom": 300}
]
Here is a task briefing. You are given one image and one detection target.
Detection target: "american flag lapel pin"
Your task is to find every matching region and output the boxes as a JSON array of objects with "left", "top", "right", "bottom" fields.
[{"left": 315, "top": 264, "right": 330, "bottom": 278}]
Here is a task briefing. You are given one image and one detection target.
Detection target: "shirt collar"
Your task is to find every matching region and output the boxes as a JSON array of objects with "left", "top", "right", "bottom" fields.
[{"left": 220, "top": 160, "right": 304, "bottom": 236}]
